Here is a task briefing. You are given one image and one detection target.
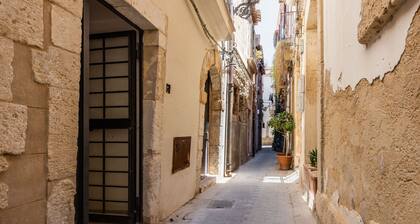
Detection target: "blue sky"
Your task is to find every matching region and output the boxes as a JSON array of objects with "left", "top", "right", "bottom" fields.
[{"left": 255, "top": 0, "right": 279, "bottom": 68}]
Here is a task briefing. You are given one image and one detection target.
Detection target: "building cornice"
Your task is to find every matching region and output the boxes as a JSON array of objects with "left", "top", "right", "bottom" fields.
[{"left": 192, "top": 0, "right": 235, "bottom": 41}]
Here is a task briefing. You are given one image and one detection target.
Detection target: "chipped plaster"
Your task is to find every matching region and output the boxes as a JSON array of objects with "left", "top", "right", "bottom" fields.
[{"left": 323, "top": 0, "right": 420, "bottom": 91}]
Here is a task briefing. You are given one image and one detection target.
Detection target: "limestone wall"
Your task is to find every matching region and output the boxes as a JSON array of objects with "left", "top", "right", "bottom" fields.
[
  {"left": 0, "top": 0, "right": 82, "bottom": 223},
  {"left": 317, "top": 6, "right": 420, "bottom": 224}
]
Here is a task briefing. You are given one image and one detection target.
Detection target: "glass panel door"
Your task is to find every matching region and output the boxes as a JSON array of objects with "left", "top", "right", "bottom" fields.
[{"left": 88, "top": 31, "right": 136, "bottom": 223}]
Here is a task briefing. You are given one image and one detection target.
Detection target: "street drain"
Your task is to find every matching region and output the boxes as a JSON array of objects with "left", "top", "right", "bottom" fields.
[{"left": 207, "top": 200, "right": 234, "bottom": 209}]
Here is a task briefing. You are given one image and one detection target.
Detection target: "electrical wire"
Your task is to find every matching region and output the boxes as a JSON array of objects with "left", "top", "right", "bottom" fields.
[{"left": 187, "top": 0, "right": 254, "bottom": 79}]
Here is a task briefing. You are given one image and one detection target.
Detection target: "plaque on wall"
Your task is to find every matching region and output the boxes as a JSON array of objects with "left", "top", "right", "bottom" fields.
[{"left": 172, "top": 136, "right": 191, "bottom": 173}]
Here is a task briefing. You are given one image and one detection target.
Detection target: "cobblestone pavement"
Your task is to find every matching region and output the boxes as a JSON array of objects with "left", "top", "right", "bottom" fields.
[{"left": 165, "top": 149, "right": 317, "bottom": 224}]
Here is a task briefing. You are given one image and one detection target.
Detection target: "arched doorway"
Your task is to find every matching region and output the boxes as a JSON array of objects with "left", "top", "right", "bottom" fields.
[{"left": 196, "top": 49, "right": 223, "bottom": 191}]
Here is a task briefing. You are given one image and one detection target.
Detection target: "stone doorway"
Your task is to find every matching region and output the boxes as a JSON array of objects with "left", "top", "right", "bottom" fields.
[
  {"left": 78, "top": 0, "right": 143, "bottom": 223},
  {"left": 197, "top": 50, "right": 223, "bottom": 191},
  {"left": 201, "top": 72, "right": 212, "bottom": 177}
]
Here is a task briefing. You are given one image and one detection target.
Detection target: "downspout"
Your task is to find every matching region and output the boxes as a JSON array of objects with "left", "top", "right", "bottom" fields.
[
  {"left": 224, "top": 45, "right": 234, "bottom": 177},
  {"left": 317, "top": 0, "right": 325, "bottom": 193},
  {"left": 223, "top": 0, "right": 234, "bottom": 177}
]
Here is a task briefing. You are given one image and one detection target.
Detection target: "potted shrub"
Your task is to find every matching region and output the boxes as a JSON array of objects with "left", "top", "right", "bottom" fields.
[
  {"left": 268, "top": 111, "right": 295, "bottom": 170},
  {"left": 308, "top": 148, "right": 317, "bottom": 170},
  {"left": 304, "top": 148, "right": 318, "bottom": 201}
]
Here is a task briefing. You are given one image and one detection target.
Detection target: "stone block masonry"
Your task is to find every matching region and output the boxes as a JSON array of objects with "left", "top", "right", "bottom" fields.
[
  {"left": 0, "top": 37, "right": 14, "bottom": 102},
  {"left": 0, "top": 0, "right": 82, "bottom": 223},
  {"left": 0, "top": 0, "right": 44, "bottom": 48}
]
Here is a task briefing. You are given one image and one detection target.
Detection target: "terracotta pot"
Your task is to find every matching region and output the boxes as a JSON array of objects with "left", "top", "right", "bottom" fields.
[
  {"left": 276, "top": 154, "right": 292, "bottom": 170},
  {"left": 304, "top": 164, "right": 318, "bottom": 194}
]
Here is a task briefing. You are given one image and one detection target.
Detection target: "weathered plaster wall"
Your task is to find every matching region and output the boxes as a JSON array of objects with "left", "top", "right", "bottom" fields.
[
  {"left": 323, "top": 0, "right": 420, "bottom": 90},
  {"left": 317, "top": 8, "right": 420, "bottom": 224},
  {"left": 151, "top": 0, "right": 213, "bottom": 219},
  {"left": 0, "top": 1, "right": 82, "bottom": 223}
]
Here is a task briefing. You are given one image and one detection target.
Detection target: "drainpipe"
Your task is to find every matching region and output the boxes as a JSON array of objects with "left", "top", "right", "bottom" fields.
[
  {"left": 224, "top": 43, "right": 234, "bottom": 177},
  {"left": 317, "top": 0, "right": 325, "bottom": 194},
  {"left": 225, "top": 60, "right": 234, "bottom": 177}
]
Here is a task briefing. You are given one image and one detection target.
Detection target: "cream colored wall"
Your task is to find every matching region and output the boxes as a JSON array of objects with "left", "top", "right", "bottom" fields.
[
  {"left": 323, "top": 0, "right": 420, "bottom": 90},
  {"left": 232, "top": 0, "right": 253, "bottom": 61},
  {"left": 303, "top": 29, "right": 319, "bottom": 162},
  {"left": 152, "top": 0, "right": 212, "bottom": 219}
]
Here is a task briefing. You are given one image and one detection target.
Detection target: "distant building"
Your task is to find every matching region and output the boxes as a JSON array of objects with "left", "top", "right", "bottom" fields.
[{"left": 261, "top": 69, "right": 275, "bottom": 145}]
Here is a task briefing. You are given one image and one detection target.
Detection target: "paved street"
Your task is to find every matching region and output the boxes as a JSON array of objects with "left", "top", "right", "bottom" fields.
[{"left": 165, "top": 149, "right": 317, "bottom": 224}]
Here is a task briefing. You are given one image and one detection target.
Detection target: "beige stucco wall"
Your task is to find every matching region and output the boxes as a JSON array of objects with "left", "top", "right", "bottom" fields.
[
  {"left": 151, "top": 0, "right": 214, "bottom": 219},
  {"left": 303, "top": 28, "right": 319, "bottom": 164},
  {"left": 317, "top": 3, "right": 420, "bottom": 224}
]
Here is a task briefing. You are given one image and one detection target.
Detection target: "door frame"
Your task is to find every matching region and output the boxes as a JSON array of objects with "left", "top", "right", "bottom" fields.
[
  {"left": 201, "top": 72, "right": 212, "bottom": 176},
  {"left": 77, "top": 0, "right": 144, "bottom": 223}
]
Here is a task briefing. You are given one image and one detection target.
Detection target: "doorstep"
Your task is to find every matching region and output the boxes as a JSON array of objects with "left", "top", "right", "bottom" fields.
[{"left": 199, "top": 176, "right": 216, "bottom": 193}]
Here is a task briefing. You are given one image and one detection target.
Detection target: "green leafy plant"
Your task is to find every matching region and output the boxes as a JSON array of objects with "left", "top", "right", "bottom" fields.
[
  {"left": 269, "top": 111, "right": 295, "bottom": 155},
  {"left": 268, "top": 111, "right": 295, "bottom": 134},
  {"left": 309, "top": 148, "right": 317, "bottom": 168}
]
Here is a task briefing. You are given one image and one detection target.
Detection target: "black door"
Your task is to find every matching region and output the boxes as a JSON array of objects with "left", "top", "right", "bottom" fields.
[
  {"left": 87, "top": 31, "right": 138, "bottom": 223},
  {"left": 201, "top": 73, "right": 211, "bottom": 176}
]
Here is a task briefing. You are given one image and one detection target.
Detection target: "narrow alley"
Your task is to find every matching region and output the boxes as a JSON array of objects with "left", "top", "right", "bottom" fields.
[
  {"left": 0, "top": 0, "right": 419, "bottom": 223},
  {"left": 166, "top": 149, "right": 316, "bottom": 224}
]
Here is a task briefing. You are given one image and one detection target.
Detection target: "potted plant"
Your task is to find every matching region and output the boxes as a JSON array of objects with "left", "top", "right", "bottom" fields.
[
  {"left": 304, "top": 148, "right": 318, "bottom": 203},
  {"left": 308, "top": 148, "right": 317, "bottom": 170},
  {"left": 268, "top": 111, "right": 295, "bottom": 170}
]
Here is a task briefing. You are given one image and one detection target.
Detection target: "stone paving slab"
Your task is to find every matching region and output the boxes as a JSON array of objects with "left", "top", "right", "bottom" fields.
[{"left": 165, "top": 149, "right": 317, "bottom": 224}]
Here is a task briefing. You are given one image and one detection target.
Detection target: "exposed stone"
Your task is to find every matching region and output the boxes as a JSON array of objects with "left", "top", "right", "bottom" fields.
[
  {"left": 49, "top": 0, "right": 83, "bottom": 18},
  {"left": 32, "top": 46, "right": 80, "bottom": 90},
  {"left": 108, "top": 0, "right": 167, "bottom": 34},
  {"left": 0, "top": 102, "right": 28, "bottom": 155},
  {"left": 143, "top": 46, "right": 166, "bottom": 101},
  {"left": 48, "top": 87, "right": 78, "bottom": 180},
  {"left": 143, "top": 100, "right": 162, "bottom": 223},
  {"left": 321, "top": 10, "right": 420, "bottom": 223},
  {"left": 0, "top": 0, "right": 43, "bottom": 47},
  {"left": 316, "top": 193, "right": 364, "bottom": 224},
  {"left": 48, "top": 87, "right": 79, "bottom": 138},
  {"left": 48, "top": 134, "right": 78, "bottom": 156},
  {"left": 0, "top": 182, "right": 8, "bottom": 209},
  {"left": 144, "top": 30, "right": 167, "bottom": 49},
  {"left": 51, "top": 4, "right": 82, "bottom": 53},
  {"left": 358, "top": 0, "right": 408, "bottom": 44},
  {"left": 47, "top": 179, "right": 75, "bottom": 224},
  {"left": 0, "top": 37, "right": 14, "bottom": 101},
  {"left": 48, "top": 149, "right": 77, "bottom": 181},
  {"left": 0, "top": 156, "right": 8, "bottom": 173}
]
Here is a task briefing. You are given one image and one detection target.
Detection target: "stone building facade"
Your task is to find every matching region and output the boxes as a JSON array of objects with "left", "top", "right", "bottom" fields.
[
  {"left": 0, "top": 0, "right": 261, "bottom": 223},
  {"left": 0, "top": 0, "right": 82, "bottom": 223},
  {"left": 283, "top": 0, "right": 420, "bottom": 223}
]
